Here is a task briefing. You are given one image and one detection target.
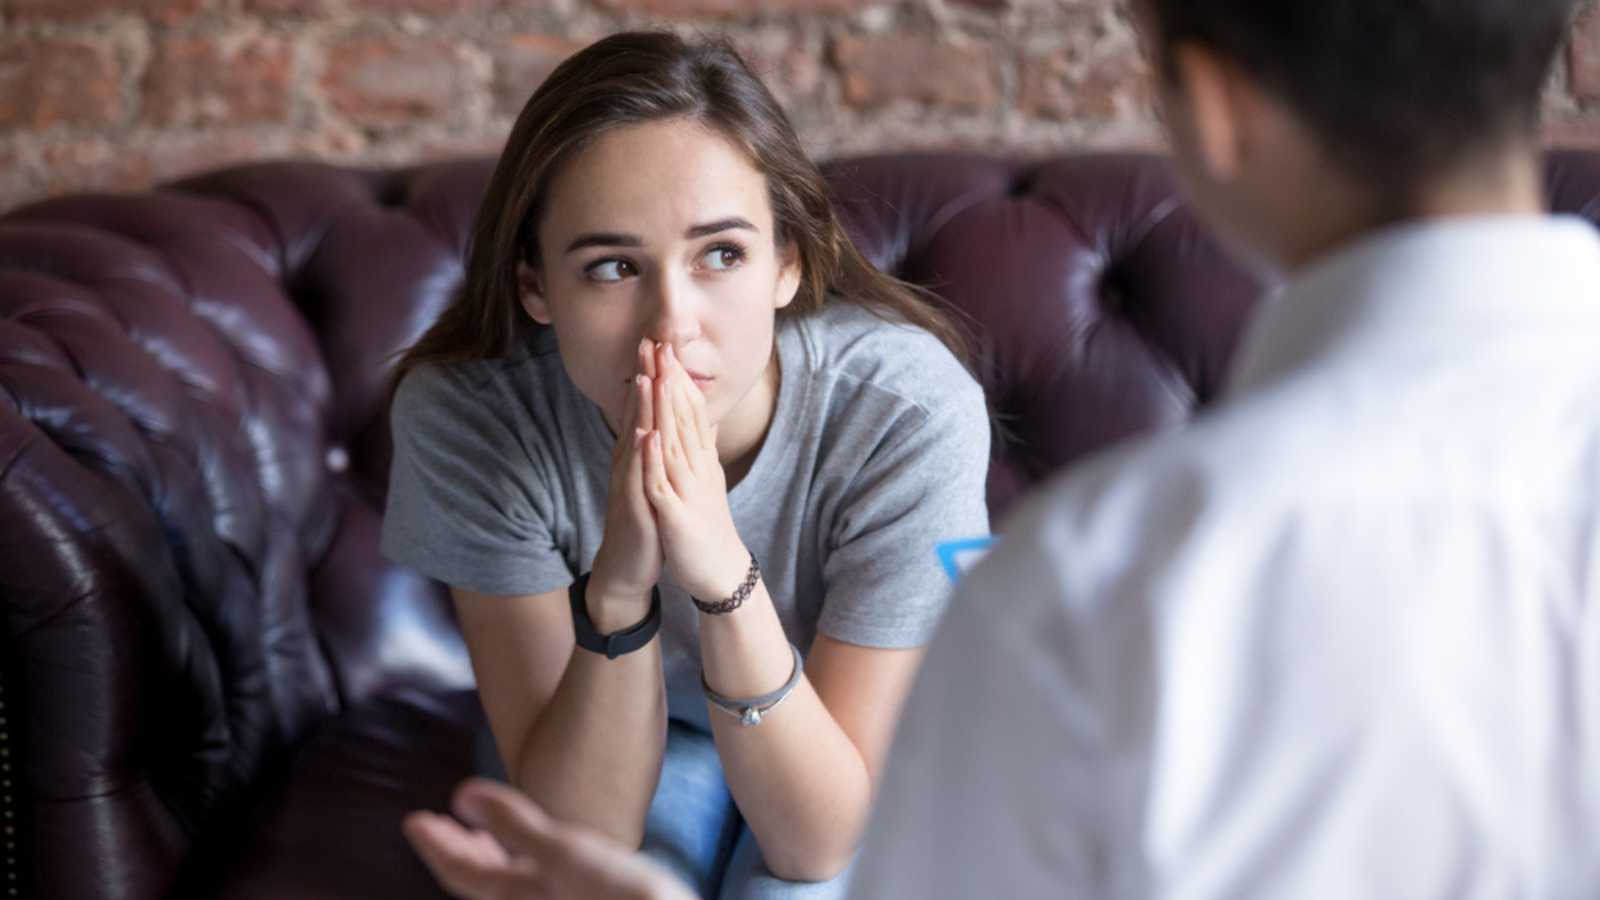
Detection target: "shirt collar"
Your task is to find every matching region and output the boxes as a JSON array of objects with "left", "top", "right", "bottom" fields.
[{"left": 1222, "top": 214, "right": 1600, "bottom": 399}]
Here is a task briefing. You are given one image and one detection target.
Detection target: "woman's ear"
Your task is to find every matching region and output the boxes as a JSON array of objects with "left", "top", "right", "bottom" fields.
[
  {"left": 517, "top": 261, "right": 553, "bottom": 325},
  {"left": 774, "top": 241, "right": 802, "bottom": 310}
]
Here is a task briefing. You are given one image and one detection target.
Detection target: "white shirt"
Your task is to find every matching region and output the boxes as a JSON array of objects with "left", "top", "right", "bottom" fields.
[{"left": 851, "top": 217, "right": 1600, "bottom": 899}]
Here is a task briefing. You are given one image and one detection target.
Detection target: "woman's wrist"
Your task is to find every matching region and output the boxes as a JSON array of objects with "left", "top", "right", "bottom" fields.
[
  {"left": 684, "top": 539, "right": 757, "bottom": 609},
  {"left": 585, "top": 569, "right": 657, "bottom": 632}
]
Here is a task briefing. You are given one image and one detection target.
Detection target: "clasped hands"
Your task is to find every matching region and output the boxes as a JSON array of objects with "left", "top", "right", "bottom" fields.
[{"left": 589, "top": 338, "right": 750, "bottom": 609}]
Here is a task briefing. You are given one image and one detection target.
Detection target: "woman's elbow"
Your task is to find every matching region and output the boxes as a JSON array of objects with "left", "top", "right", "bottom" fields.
[{"left": 764, "top": 841, "right": 857, "bottom": 883}]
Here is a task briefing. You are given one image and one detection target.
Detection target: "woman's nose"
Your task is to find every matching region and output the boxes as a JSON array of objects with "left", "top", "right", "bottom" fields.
[{"left": 641, "top": 270, "right": 700, "bottom": 347}]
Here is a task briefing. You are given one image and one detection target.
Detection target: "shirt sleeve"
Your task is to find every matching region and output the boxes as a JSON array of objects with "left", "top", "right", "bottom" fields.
[
  {"left": 815, "top": 377, "right": 991, "bottom": 649},
  {"left": 848, "top": 498, "right": 1153, "bottom": 899},
  {"left": 380, "top": 364, "right": 573, "bottom": 597}
]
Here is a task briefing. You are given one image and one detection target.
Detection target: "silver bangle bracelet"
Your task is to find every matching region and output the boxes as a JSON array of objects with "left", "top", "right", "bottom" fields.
[{"left": 702, "top": 643, "right": 804, "bottom": 727}]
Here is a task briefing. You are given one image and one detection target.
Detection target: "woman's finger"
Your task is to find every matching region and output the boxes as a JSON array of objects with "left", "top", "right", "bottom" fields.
[
  {"left": 638, "top": 338, "right": 656, "bottom": 382},
  {"left": 612, "top": 374, "right": 639, "bottom": 473},
  {"left": 654, "top": 368, "right": 683, "bottom": 469},
  {"left": 642, "top": 430, "right": 679, "bottom": 510},
  {"left": 687, "top": 375, "right": 713, "bottom": 454},
  {"left": 627, "top": 369, "right": 646, "bottom": 432},
  {"left": 665, "top": 343, "right": 713, "bottom": 453},
  {"left": 670, "top": 364, "right": 709, "bottom": 471},
  {"left": 626, "top": 429, "right": 653, "bottom": 520}
]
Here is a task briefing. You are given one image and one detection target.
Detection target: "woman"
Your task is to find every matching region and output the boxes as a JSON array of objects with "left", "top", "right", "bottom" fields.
[{"left": 382, "top": 31, "right": 990, "bottom": 900}]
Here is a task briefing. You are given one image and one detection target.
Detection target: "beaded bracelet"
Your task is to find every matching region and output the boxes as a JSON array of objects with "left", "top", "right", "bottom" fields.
[{"left": 691, "top": 552, "right": 760, "bottom": 615}]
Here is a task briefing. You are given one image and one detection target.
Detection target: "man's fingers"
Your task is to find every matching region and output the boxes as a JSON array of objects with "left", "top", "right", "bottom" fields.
[
  {"left": 406, "top": 812, "right": 511, "bottom": 868},
  {"left": 452, "top": 778, "right": 565, "bottom": 862},
  {"left": 404, "top": 811, "right": 530, "bottom": 900}
]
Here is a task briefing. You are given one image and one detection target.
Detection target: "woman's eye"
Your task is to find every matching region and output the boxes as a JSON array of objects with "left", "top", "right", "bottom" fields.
[
  {"left": 585, "top": 259, "right": 636, "bottom": 282},
  {"left": 702, "top": 245, "right": 745, "bottom": 271}
]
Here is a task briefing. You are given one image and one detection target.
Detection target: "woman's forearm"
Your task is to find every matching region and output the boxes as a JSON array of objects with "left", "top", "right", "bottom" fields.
[
  {"left": 513, "top": 585, "right": 669, "bottom": 849},
  {"left": 699, "top": 584, "right": 875, "bottom": 881}
]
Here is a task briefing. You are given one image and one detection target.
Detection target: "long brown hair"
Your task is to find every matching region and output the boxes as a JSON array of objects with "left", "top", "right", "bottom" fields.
[{"left": 390, "top": 30, "right": 972, "bottom": 392}]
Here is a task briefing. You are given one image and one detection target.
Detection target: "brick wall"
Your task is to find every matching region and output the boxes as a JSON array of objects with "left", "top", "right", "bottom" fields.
[{"left": 2, "top": 0, "right": 1598, "bottom": 213}]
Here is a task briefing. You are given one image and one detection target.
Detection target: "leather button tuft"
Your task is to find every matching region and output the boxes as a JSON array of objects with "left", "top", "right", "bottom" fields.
[{"left": 325, "top": 446, "right": 350, "bottom": 473}]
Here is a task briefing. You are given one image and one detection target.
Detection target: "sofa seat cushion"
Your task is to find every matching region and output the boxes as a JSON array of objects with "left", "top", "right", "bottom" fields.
[{"left": 184, "top": 688, "right": 483, "bottom": 900}]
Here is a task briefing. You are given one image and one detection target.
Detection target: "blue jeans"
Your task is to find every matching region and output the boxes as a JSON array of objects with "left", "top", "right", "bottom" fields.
[{"left": 473, "top": 719, "right": 853, "bottom": 900}]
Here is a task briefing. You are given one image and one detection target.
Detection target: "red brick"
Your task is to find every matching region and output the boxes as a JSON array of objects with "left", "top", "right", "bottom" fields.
[
  {"left": 419, "top": 131, "right": 515, "bottom": 162},
  {"left": 41, "top": 138, "right": 154, "bottom": 195},
  {"left": 592, "top": 0, "right": 857, "bottom": 17},
  {"left": 0, "top": 143, "right": 28, "bottom": 214},
  {"left": 31, "top": 132, "right": 271, "bottom": 198},
  {"left": 739, "top": 42, "right": 823, "bottom": 103},
  {"left": 10, "top": 0, "right": 205, "bottom": 24},
  {"left": 40, "top": 132, "right": 282, "bottom": 197},
  {"left": 1018, "top": 43, "right": 1150, "bottom": 121},
  {"left": 831, "top": 35, "right": 998, "bottom": 110},
  {"left": 347, "top": 0, "right": 498, "bottom": 12},
  {"left": 1569, "top": 5, "right": 1600, "bottom": 100},
  {"left": 492, "top": 34, "right": 587, "bottom": 118},
  {"left": 246, "top": 0, "right": 336, "bottom": 14},
  {"left": 142, "top": 132, "right": 276, "bottom": 182},
  {"left": 321, "top": 37, "right": 473, "bottom": 125},
  {"left": 143, "top": 34, "right": 294, "bottom": 127},
  {"left": 0, "top": 39, "right": 125, "bottom": 130}
]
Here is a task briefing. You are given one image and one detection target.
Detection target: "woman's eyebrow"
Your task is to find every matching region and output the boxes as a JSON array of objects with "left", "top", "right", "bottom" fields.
[
  {"left": 564, "top": 217, "right": 759, "bottom": 254},
  {"left": 566, "top": 232, "right": 641, "bottom": 253},
  {"left": 685, "top": 217, "right": 758, "bottom": 239}
]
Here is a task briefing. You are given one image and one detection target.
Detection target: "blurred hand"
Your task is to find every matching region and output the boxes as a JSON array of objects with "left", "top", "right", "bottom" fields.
[{"left": 403, "top": 778, "right": 696, "bottom": 900}]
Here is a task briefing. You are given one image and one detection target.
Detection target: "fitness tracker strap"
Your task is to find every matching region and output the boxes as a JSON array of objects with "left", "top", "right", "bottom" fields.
[{"left": 568, "top": 571, "right": 662, "bottom": 660}]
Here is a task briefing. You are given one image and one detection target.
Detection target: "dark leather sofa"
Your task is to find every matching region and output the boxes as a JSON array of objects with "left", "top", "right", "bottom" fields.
[{"left": 4, "top": 150, "right": 1598, "bottom": 898}]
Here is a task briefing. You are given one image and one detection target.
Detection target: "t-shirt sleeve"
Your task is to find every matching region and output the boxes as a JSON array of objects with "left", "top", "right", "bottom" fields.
[
  {"left": 816, "top": 376, "right": 991, "bottom": 648},
  {"left": 380, "top": 364, "right": 573, "bottom": 597}
]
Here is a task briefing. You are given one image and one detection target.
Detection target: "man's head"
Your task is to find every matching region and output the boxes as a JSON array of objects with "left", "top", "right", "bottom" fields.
[{"left": 1136, "top": 0, "right": 1582, "bottom": 269}]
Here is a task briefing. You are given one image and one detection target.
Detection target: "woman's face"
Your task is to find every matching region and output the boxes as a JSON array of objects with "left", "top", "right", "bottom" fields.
[{"left": 520, "top": 118, "right": 802, "bottom": 434}]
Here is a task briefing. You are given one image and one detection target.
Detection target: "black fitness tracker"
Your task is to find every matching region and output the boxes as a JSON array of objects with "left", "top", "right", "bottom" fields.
[{"left": 568, "top": 571, "right": 662, "bottom": 660}]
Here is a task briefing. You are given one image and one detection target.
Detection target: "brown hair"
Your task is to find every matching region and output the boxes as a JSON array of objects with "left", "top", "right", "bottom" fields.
[{"left": 389, "top": 30, "right": 973, "bottom": 392}]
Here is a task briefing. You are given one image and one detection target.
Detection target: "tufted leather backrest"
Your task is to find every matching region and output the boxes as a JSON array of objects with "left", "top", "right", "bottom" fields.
[{"left": 4, "top": 150, "right": 1600, "bottom": 899}]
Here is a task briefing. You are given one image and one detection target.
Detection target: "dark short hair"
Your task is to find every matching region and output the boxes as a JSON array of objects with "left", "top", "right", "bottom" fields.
[{"left": 1141, "top": 0, "right": 1581, "bottom": 190}]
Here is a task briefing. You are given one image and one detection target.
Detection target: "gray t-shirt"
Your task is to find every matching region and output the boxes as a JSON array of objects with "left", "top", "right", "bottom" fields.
[{"left": 382, "top": 301, "right": 991, "bottom": 729}]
